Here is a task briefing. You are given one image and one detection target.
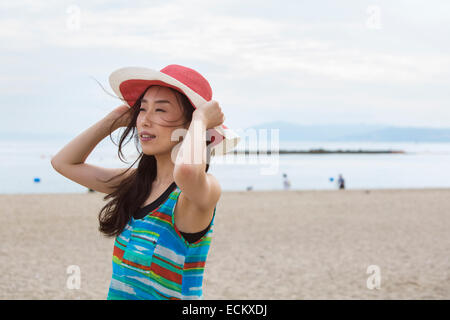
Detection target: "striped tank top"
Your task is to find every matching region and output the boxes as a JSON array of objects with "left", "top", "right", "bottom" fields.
[{"left": 107, "top": 183, "right": 216, "bottom": 300}]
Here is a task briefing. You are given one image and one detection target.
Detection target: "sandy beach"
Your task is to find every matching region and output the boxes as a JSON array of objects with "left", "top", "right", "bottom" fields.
[{"left": 0, "top": 188, "right": 449, "bottom": 300}]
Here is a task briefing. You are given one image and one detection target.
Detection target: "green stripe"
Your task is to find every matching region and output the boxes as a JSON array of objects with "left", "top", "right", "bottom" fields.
[
  {"left": 189, "top": 237, "right": 212, "bottom": 248},
  {"left": 132, "top": 229, "right": 159, "bottom": 237},
  {"left": 112, "top": 255, "right": 123, "bottom": 265},
  {"left": 183, "top": 268, "right": 204, "bottom": 274}
]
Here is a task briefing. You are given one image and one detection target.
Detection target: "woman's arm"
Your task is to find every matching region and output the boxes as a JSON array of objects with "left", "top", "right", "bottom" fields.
[
  {"left": 51, "top": 117, "right": 115, "bottom": 167},
  {"left": 173, "top": 101, "right": 223, "bottom": 211},
  {"left": 51, "top": 105, "right": 130, "bottom": 166},
  {"left": 50, "top": 106, "right": 135, "bottom": 194}
]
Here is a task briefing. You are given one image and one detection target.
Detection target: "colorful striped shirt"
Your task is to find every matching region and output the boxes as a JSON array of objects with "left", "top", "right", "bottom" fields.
[{"left": 107, "top": 184, "right": 216, "bottom": 300}]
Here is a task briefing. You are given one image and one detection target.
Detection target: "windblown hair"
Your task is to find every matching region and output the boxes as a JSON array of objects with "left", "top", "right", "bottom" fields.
[{"left": 98, "top": 85, "right": 211, "bottom": 238}]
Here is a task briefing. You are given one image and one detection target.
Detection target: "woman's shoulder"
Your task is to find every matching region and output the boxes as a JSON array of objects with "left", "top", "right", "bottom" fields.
[
  {"left": 174, "top": 173, "right": 220, "bottom": 233},
  {"left": 206, "top": 172, "right": 220, "bottom": 186},
  {"left": 206, "top": 172, "right": 221, "bottom": 201},
  {"left": 177, "top": 172, "right": 220, "bottom": 210}
]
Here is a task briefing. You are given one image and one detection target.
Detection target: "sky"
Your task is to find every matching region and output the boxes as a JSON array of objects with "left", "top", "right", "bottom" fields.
[{"left": 1, "top": 0, "right": 450, "bottom": 138}]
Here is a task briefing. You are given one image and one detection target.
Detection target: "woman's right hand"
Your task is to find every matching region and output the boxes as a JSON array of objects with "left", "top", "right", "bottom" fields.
[{"left": 105, "top": 104, "right": 133, "bottom": 130}]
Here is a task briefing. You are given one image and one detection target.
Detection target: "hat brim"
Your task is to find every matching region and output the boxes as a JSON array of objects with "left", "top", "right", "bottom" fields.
[{"left": 109, "top": 66, "right": 240, "bottom": 156}]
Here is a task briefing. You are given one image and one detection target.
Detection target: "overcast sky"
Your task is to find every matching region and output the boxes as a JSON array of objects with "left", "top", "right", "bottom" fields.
[{"left": 1, "top": 0, "right": 449, "bottom": 137}]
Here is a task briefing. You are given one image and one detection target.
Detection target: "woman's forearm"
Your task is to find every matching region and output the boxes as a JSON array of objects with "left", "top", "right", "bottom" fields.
[
  {"left": 173, "top": 110, "right": 217, "bottom": 211},
  {"left": 174, "top": 111, "right": 208, "bottom": 172},
  {"left": 51, "top": 116, "right": 116, "bottom": 167}
]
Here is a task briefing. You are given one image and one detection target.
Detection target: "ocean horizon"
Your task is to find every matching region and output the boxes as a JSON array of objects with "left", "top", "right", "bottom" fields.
[{"left": 2, "top": 137, "right": 450, "bottom": 194}]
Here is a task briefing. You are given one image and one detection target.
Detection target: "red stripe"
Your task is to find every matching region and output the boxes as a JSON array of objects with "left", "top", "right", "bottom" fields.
[
  {"left": 121, "top": 258, "right": 152, "bottom": 271},
  {"left": 113, "top": 244, "right": 124, "bottom": 260},
  {"left": 184, "top": 261, "right": 206, "bottom": 269},
  {"left": 153, "top": 289, "right": 170, "bottom": 300},
  {"left": 150, "top": 211, "right": 172, "bottom": 223},
  {"left": 151, "top": 263, "right": 182, "bottom": 284},
  {"left": 115, "top": 237, "right": 128, "bottom": 248}
]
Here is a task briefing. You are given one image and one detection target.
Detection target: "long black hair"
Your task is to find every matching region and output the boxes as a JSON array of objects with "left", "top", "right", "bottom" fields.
[{"left": 97, "top": 85, "right": 211, "bottom": 238}]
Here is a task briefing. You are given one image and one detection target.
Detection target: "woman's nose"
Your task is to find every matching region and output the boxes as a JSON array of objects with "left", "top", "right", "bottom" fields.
[{"left": 141, "top": 110, "right": 157, "bottom": 125}]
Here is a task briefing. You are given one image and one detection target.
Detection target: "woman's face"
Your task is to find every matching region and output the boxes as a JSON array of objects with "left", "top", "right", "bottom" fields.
[{"left": 137, "top": 86, "right": 189, "bottom": 155}]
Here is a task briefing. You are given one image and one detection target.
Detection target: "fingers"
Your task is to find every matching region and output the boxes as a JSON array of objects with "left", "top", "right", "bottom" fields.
[
  {"left": 205, "top": 100, "right": 225, "bottom": 127},
  {"left": 217, "top": 102, "right": 225, "bottom": 125},
  {"left": 211, "top": 100, "right": 223, "bottom": 118}
]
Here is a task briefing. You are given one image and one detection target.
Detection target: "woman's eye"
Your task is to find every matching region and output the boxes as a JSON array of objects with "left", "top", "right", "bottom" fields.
[{"left": 139, "top": 108, "right": 165, "bottom": 112}]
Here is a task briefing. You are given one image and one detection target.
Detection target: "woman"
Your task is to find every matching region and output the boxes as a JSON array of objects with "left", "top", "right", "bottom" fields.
[{"left": 51, "top": 64, "right": 240, "bottom": 300}]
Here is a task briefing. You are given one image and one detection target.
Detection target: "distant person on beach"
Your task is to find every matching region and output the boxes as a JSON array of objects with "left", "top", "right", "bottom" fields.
[
  {"left": 282, "top": 173, "right": 291, "bottom": 190},
  {"left": 338, "top": 174, "right": 345, "bottom": 190},
  {"left": 50, "top": 65, "right": 240, "bottom": 300}
]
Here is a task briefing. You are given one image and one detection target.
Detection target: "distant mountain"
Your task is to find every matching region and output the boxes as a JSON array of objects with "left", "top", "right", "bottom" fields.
[
  {"left": 245, "top": 121, "right": 450, "bottom": 142},
  {"left": 2, "top": 122, "right": 450, "bottom": 143}
]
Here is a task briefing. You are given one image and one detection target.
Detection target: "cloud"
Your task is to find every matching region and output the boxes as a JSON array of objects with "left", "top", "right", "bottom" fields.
[
  {"left": 1, "top": 0, "right": 449, "bottom": 130},
  {"left": 2, "top": 0, "right": 449, "bottom": 87}
]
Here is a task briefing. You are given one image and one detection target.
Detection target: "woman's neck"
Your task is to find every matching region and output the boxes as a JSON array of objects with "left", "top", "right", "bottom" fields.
[{"left": 154, "top": 152, "right": 175, "bottom": 186}]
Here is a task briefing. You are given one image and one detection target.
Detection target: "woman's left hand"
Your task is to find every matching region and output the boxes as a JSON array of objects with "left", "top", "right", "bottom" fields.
[{"left": 192, "top": 100, "right": 225, "bottom": 129}]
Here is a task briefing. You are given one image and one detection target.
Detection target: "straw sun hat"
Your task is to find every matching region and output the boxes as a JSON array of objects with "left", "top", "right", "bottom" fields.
[{"left": 109, "top": 64, "right": 241, "bottom": 156}]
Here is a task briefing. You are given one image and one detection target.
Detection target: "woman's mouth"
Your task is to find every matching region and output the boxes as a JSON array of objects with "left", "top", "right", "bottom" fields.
[{"left": 140, "top": 134, "right": 156, "bottom": 142}]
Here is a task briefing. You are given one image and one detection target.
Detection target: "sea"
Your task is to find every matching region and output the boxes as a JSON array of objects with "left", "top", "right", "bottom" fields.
[{"left": 1, "top": 137, "right": 450, "bottom": 194}]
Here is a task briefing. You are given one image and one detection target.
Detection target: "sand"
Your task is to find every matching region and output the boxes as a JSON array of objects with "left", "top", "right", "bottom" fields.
[{"left": 0, "top": 188, "right": 449, "bottom": 299}]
